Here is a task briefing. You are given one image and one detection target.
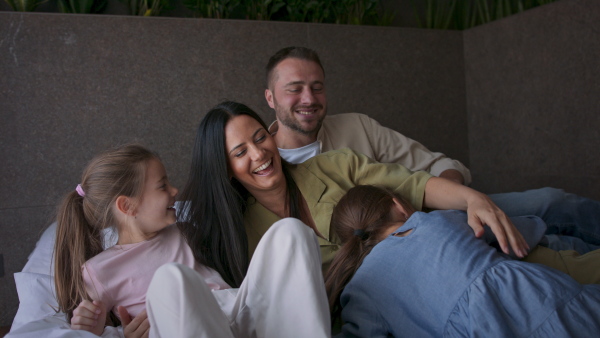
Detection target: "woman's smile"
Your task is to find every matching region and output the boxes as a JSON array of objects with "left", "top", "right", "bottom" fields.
[{"left": 253, "top": 159, "right": 274, "bottom": 175}]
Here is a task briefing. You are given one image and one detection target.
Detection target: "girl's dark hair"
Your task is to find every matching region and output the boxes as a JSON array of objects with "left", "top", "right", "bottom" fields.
[
  {"left": 178, "top": 101, "right": 301, "bottom": 287},
  {"left": 324, "top": 185, "right": 415, "bottom": 319},
  {"left": 54, "top": 144, "right": 157, "bottom": 322}
]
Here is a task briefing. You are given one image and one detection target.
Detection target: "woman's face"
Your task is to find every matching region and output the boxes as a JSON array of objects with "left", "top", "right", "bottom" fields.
[{"left": 225, "top": 114, "right": 284, "bottom": 195}]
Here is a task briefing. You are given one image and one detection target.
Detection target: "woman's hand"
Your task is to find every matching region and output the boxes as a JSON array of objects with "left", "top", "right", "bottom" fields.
[
  {"left": 424, "top": 177, "right": 529, "bottom": 257},
  {"left": 464, "top": 191, "right": 529, "bottom": 258},
  {"left": 71, "top": 300, "right": 106, "bottom": 336},
  {"left": 118, "top": 306, "right": 150, "bottom": 338}
]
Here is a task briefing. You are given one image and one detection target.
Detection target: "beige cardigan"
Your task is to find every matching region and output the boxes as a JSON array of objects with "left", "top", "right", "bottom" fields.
[{"left": 269, "top": 112, "right": 471, "bottom": 185}]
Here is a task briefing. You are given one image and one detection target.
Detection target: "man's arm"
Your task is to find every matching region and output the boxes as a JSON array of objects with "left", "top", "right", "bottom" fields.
[{"left": 357, "top": 113, "right": 472, "bottom": 185}]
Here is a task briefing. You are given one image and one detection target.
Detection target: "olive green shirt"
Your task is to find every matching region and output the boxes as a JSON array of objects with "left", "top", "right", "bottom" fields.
[{"left": 244, "top": 148, "right": 432, "bottom": 268}]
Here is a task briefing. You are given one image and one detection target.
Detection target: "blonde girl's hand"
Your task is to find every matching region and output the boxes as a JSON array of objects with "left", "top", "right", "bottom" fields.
[
  {"left": 465, "top": 192, "right": 530, "bottom": 258},
  {"left": 118, "top": 306, "right": 150, "bottom": 338},
  {"left": 71, "top": 300, "right": 106, "bottom": 336}
]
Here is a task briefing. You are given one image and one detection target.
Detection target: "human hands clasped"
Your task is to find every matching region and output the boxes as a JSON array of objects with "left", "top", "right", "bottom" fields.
[
  {"left": 465, "top": 192, "right": 530, "bottom": 258},
  {"left": 71, "top": 300, "right": 106, "bottom": 336},
  {"left": 70, "top": 301, "right": 150, "bottom": 338}
]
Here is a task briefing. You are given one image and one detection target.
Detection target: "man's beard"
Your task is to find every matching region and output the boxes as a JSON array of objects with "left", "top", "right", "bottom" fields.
[{"left": 276, "top": 104, "right": 325, "bottom": 136}]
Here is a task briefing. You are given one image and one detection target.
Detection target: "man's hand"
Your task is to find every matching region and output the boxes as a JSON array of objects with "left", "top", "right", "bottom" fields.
[
  {"left": 118, "top": 306, "right": 150, "bottom": 338},
  {"left": 71, "top": 300, "right": 106, "bottom": 336}
]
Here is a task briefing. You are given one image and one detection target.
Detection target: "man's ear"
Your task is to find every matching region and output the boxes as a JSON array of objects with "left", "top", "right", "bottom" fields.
[
  {"left": 392, "top": 197, "right": 413, "bottom": 221},
  {"left": 265, "top": 89, "right": 275, "bottom": 109},
  {"left": 115, "top": 196, "right": 136, "bottom": 216}
]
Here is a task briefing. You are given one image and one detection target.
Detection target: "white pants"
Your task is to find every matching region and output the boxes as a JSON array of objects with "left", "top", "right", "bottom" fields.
[{"left": 146, "top": 218, "right": 331, "bottom": 338}]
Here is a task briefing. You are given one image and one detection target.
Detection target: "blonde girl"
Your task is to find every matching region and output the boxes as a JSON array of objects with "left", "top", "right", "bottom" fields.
[{"left": 54, "top": 144, "right": 330, "bottom": 337}]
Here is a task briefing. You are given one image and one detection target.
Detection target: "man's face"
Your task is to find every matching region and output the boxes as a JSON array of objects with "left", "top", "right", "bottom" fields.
[{"left": 265, "top": 58, "right": 327, "bottom": 136}]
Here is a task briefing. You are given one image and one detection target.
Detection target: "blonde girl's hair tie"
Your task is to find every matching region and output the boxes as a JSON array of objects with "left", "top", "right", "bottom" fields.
[{"left": 76, "top": 184, "right": 85, "bottom": 197}]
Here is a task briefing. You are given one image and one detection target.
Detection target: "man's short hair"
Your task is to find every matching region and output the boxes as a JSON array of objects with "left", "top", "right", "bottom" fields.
[{"left": 266, "top": 46, "right": 325, "bottom": 88}]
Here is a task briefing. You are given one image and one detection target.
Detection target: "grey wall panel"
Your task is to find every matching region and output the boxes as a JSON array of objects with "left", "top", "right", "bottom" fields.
[
  {"left": 308, "top": 24, "right": 468, "bottom": 166},
  {"left": 0, "top": 14, "right": 309, "bottom": 210},
  {"left": 464, "top": 0, "right": 600, "bottom": 199}
]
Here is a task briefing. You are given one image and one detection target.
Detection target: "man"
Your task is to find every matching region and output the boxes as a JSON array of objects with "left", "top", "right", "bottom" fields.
[{"left": 264, "top": 46, "right": 600, "bottom": 254}]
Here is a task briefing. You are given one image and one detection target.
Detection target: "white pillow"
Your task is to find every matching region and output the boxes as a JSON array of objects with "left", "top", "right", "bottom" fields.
[
  {"left": 11, "top": 272, "right": 59, "bottom": 330},
  {"left": 22, "top": 223, "right": 57, "bottom": 275},
  {"left": 11, "top": 222, "right": 119, "bottom": 337}
]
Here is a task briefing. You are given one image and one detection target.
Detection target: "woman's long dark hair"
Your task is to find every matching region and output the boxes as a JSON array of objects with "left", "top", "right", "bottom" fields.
[{"left": 178, "top": 101, "right": 301, "bottom": 287}]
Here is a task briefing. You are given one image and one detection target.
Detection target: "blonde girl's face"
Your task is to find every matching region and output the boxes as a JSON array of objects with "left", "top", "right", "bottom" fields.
[{"left": 129, "top": 158, "right": 178, "bottom": 241}]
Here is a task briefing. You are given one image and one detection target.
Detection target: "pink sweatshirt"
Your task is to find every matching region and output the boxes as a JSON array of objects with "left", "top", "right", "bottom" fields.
[{"left": 82, "top": 224, "right": 230, "bottom": 318}]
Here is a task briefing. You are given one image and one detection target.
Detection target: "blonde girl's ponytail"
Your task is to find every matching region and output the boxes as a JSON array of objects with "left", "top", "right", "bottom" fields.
[
  {"left": 54, "top": 189, "right": 103, "bottom": 321},
  {"left": 53, "top": 144, "right": 157, "bottom": 322}
]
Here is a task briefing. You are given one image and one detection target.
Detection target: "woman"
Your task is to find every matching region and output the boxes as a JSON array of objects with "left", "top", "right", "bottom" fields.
[
  {"left": 325, "top": 185, "right": 600, "bottom": 337},
  {"left": 180, "top": 101, "right": 530, "bottom": 276}
]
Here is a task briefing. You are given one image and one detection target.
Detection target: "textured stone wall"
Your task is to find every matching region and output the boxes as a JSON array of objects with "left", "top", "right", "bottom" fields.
[{"left": 464, "top": 0, "right": 600, "bottom": 199}]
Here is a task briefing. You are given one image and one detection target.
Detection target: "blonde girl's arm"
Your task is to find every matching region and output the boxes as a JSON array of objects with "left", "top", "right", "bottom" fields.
[
  {"left": 423, "top": 177, "right": 529, "bottom": 258},
  {"left": 70, "top": 300, "right": 107, "bottom": 336}
]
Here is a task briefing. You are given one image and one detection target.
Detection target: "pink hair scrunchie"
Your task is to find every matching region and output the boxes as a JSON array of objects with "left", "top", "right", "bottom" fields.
[{"left": 76, "top": 184, "right": 85, "bottom": 197}]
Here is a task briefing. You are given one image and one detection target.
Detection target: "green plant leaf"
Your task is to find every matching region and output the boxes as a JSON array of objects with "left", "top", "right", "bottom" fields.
[{"left": 4, "top": 0, "right": 47, "bottom": 11}]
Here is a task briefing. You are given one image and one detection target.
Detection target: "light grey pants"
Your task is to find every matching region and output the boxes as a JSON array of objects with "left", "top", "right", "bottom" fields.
[{"left": 146, "top": 218, "right": 331, "bottom": 338}]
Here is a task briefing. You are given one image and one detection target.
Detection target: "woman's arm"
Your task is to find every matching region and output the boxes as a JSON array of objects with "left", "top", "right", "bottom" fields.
[{"left": 424, "top": 177, "right": 529, "bottom": 258}]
